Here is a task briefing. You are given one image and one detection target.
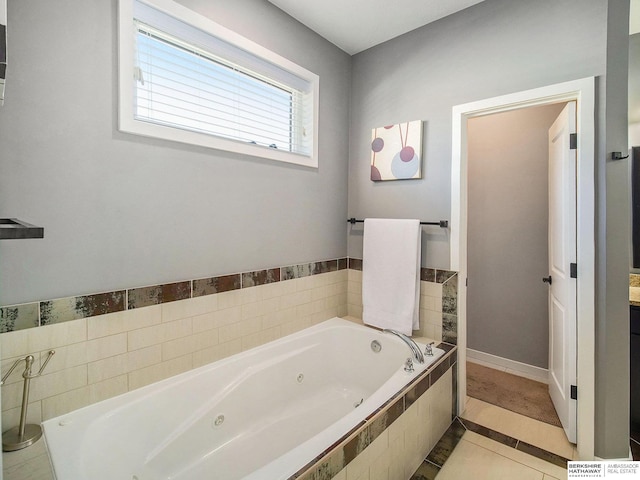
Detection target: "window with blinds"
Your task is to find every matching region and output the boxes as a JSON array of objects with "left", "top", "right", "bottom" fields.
[{"left": 118, "top": 0, "right": 319, "bottom": 167}]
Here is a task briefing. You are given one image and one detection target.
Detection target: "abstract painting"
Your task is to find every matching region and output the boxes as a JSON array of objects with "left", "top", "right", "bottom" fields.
[{"left": 370, "top": 120, "right": 422, "bottom": 181}]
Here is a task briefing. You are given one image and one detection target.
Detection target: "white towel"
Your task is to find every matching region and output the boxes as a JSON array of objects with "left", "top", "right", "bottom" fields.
[{"left": 362, "top": 218, "right": 421, "bottom": 335}]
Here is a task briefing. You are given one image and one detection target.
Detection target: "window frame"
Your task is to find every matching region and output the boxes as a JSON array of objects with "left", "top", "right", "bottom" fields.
[{"left": 118, "top": 0, "right": 319, "bottom": 168}]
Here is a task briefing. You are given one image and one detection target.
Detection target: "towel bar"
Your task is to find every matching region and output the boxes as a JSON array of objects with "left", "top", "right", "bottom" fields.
[{"left": 347, "top": 218, "right": 448, "bottom": 228}]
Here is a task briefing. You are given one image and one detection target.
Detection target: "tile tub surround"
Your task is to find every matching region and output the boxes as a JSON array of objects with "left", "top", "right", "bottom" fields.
[
  {"left": 296, "top": 347, "right": 456, "bottom": 480},
  {"left": 0, "top": 258, "right": 347, "bottom": 334},
  {"left": 0, "top": 256, "right": 457, "bottom": 479},
  {"left": 0, "top": 258, "right": 456, "bottom": 340},
  {"left": 0, "top": 267, "right": 348, "bottom": 435},
  {"left": 347, "top": 261, "right": 458, "bottom": 344}
]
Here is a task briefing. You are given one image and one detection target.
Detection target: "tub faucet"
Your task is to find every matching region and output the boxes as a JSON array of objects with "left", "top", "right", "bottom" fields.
[{"left": 383, "top": 329, "right": 425, "bottom": 364}]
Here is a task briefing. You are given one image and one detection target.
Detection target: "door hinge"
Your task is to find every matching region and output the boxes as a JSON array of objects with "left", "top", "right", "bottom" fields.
[
  {"left": 570, "top": 133, "right": 577, "bottom": 150},
  {"left": 571, "top": 385, "right": 577, "bottom": 400},
  {"left": 570, "top": 263, "right": 577, "bottom": 278}
]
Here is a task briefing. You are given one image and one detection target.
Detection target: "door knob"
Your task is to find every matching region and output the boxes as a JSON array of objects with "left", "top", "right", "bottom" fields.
[{"left": 542, "top": 276, "right": 552, "bottom": 285}]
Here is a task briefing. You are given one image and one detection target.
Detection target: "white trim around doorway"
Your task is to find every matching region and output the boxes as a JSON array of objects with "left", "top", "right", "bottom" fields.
[{"left": 451, "top": 76, "right": 596, "bottom": 460}]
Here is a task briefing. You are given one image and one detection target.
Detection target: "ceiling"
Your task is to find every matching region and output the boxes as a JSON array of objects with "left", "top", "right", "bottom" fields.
[
  {"left": 266, "top": 0, "right": 640, "bottom": 122},
  {"left": 266, "top": 0, "right": 487, "bottom": 55}
]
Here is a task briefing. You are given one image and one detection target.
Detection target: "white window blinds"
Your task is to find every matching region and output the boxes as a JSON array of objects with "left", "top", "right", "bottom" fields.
[{"left": 119, "top": 0, "right": 318, "bottom": 166}]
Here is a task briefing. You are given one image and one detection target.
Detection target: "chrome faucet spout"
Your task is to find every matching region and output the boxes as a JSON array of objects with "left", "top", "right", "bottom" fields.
[{"left": 383, "top": 329, "right": 425, "bottom": 364}]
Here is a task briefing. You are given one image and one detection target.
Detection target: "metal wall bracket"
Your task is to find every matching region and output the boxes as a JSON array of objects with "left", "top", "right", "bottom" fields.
[
  {"left": 0, "top": 218, "right": 44, "bottom": 240},
  {"left": 612, "top": 152, "right": 629, "bottom": 160}
]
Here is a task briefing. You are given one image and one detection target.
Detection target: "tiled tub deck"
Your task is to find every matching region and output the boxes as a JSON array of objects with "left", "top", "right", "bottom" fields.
[
  {"left": 296, "top": 344, "right": 456, "bottom": 480},
  {"left": 3, "top": 334, "right": 456, "bottom": 480}
]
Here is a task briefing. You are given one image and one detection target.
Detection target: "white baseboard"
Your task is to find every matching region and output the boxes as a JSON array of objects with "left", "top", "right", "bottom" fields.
[{"left": 467, "top": 348, "right": 548, "bottom": 384}]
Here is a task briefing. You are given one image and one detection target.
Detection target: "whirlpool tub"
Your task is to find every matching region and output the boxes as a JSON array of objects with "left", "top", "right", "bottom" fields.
[{"left": 43, "top": 317, "right": 447, "bottom": 479}]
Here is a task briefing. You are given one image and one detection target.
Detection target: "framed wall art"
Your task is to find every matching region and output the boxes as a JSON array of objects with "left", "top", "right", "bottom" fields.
[{"left": 370, "top": 120, "right": 422, "bottom": 181}]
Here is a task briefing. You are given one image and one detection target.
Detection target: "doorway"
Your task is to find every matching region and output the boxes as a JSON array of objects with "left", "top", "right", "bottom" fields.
[
  {"left": 450, "top": 77, "right": 596, "bottom": 460},
  {"left": 465, "top": 102, "right": 574, "bottom": 441}
]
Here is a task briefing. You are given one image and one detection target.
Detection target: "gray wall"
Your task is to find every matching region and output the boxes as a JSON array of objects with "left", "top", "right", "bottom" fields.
[
  {"left": 595, "top": 0, "right": 630, "bottom": 459},
  {"left": 0, "top": 0, "right": 631, "bottom": 459},
  {"left": 0, "top": 0, "right": 351, "bottom": 305},
  {"left": 347, "top": 0, "right": 607, "bottom": 268},
  {"left": 630, "top": 33, "right": 640, "bottom": 146},
  {"left": 467, "top": 104, "right": 565, "bottom": 369},
  {"left": 348, "top": 0, "right": 630, "bottom": 458},
  {"left": 631, "top": 33, "right": 640, "bottom": 125}
]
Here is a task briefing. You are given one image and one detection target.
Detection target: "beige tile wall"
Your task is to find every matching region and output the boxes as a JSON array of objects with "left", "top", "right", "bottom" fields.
[
  {"left": 0, "top": 270, "right": 347, "bottom": 430},
  {"left": 347, "top": 269, "right": 444, "bottom": 340},
  {"left": 330, "top": 368, "right": 453, "bottom": 480},
  {"left": 2, "top": 268, "right": 453, "bottom": 480}
]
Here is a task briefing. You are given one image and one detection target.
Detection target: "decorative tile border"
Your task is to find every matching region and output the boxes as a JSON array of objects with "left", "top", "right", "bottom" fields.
[
  {"left": 0, "top": 303, "right": 39, "bottom": 332},
  {"left": 41, "top": 291, "right": 126, "bottom": 324},
  {"left": 128, "top": 282, "right": 190, "bottom": 309},
  {"left": 410, "top": 459, "right": 441, "bottom": 480},
  {"left": 347, "top": 258, "right": 457, "bottom": 286},
  {"left": 460, "top": 418, "right": 570, "bottom": 468},
  {"left": 410, "top": 416, "right": 570, "bottom": 479},
  {"left": 242, "top": 268, "right": 280, "bottom": 288},
  {"left": 291, "top": 344, "right": 457, "bottom": 480},
  {"left": 423, "top": 417, "right": 467, "bottom": 471},
  {"left": 0, "top": 257, "right": 457, "bottom": 338},
  {"left": 282, "top": 261, "right": 339, "bottom": 281},
  {"left": 421, "top": 268, "right": 436, "bottom": 282},
  {"left": 0, "top": 258, "right": 349, "bottom": 334},
  {"left": 441, "top": 273, "right": 458, "bottom": 345},
  {"left": 193, "top": 273, "right": 241, "bottom": 297},
  {"left": 459, "top": 418, "right": 518, "bottom": 448},
  {"left": 348, "top": 258, "right": 363, "bottom": 271}
]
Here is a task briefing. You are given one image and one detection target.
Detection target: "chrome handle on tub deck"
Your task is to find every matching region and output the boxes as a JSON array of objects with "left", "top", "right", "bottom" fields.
[
  {"left": 425, "top": 342, "right": 435, "bottom": 356},
  {"left": 404, "top": 358, "right": 414, "bottom": 373},
  {"left": 382, "top": 329, "right": 425, "bottom": 364}
]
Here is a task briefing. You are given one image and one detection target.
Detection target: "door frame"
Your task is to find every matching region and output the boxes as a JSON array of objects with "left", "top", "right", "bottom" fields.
[{"left": 451, "top": 77, "right": 595, "bottom": 460}]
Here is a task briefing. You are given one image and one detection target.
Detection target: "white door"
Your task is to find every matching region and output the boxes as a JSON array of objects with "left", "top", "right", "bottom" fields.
[{"left": 547, "top": 101, "right": 577, "bottom": 443}]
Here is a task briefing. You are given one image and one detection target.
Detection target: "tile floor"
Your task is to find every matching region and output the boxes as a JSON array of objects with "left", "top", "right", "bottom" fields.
[
  {"left": 411, "top": 397, "right": 573, "bottom": 480},
  {"left": 424, "top": 429, "right": 566, "bottom": 480},
  {"left": 2, "top": 437, "right": 52, "bottom": 480},
  {"left": 462, "top": 396, "right": 576, "bottom": 460}
]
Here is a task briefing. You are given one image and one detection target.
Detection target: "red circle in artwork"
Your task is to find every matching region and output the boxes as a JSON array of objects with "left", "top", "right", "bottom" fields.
[
  {"left": 400, "top": 146, "right": 415, "bottom": 162},
  {"left": 371, "top": 138, "right": 384, "bottom": 152}
]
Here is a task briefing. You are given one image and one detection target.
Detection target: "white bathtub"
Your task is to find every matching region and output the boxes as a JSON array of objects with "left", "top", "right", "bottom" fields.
[{"left": 43, "top": 317, "right": 445, "bottom": 480}]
